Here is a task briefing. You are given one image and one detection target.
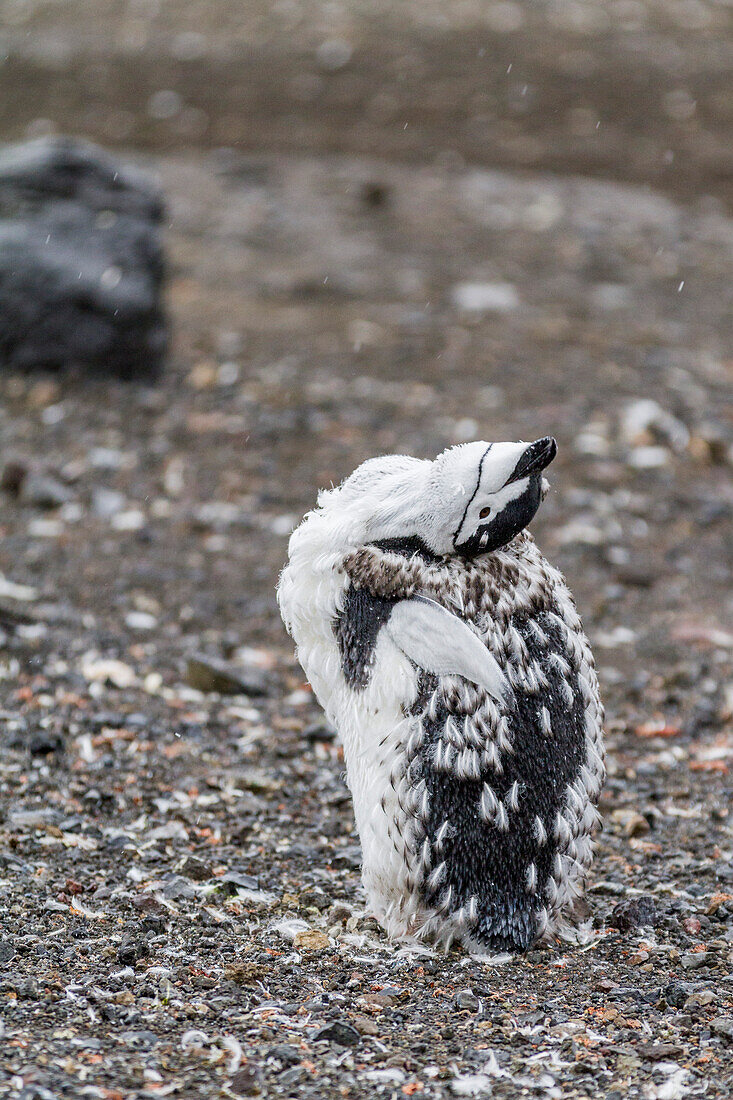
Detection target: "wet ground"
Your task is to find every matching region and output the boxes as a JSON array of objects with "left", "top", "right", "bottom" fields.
[{"left": 1, "top": 2, "right": 733, "bottom": 1098}]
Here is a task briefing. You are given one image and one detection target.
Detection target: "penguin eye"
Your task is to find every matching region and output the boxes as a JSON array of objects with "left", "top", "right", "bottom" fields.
[{"left": 479, "top": 506, "right": 491, "bottom": 519}]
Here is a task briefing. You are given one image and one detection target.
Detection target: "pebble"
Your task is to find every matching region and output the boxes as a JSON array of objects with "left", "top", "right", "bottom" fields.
[
  {"left": 454, "top": 990, "right": 480, "bottom": 1012},
  {"left": 20, "top": 474, "right": 74, "bottom": 509},
  {"left": 162, "top": 876, "right": 196, "bottom": 901},
  {"left": 680, "top": 952, "right": 709, "bottom": 970},
  {"left": 177, "top": 856, "right": 213, "bottom": 882},
  {"left": 711, "top": 1018, "right": 733, "bottom": 1042},
  {"left": 229, "top": 1065, "right": 263, "bottom": 1096},
  {"left": 185, "top": 654, "right": 271, "bottom": 696},
  {"left": 298, "top": 886, "right": 330, "bottom": 911},
  {"left": 218, "top": 871, "right": 260, "bottom": 894},
  {"left": 224, "top": 961, "right": 266, "bottom": 987},
  {"left": 609, "top": 896, "right": 658, "bottom": 931},
  {"left": 451, "top": 281, "right": 520, "bottom": 313},
  {"left": 313, "top": 1020, "right": 360, "bottom": 1047},
  {"left": 611, "top": 809, "right": 651, "bottom": 837},
  {"left": 92, "top": 487, "right": 127, "bottom": 518},
  {"left": 293, "top": 929, "right": 331, "bottom": 952},
  {"left": 0, "top": 941, "right": 16, "bottom": 963}
]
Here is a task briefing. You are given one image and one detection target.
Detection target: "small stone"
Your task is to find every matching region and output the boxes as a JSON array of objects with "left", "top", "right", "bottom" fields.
[
  {"left": 293, "top": 929, "right": 330, "bottom": 952},
  {"left": 44, "top": 898, "right": 68, "bottom": 913},
  {"left": 608, "top": 896, "right": 657, "bottom": 931},
  {"left": 299, "top": 886, "right": 330, "bottom": 911},
  {"left": 0, "top": 461, "right": 27, "bottom": 496},
  {"left": 0, "top": 941, "right": 16, "bottom": 962},
  {"left": 20, "top": 473, "right": 73, "bottom": 509},
  {"left": 611, "top": 809, "right": 650, "bottom": 837},
  {"left": 302, "top": 722, "right": 337, "bottom": 742},
  {"left": 454, "top": 990, "right": 480, "bottom": 1012},
  {"left": 224, "top": 961, "right": 266, "bottom": 986},
  {"left": 218, "top": 871, "right": 260, "bottom": 895},
  {"left": 681, "top": 952, "right": 709, "bottom": 970},
  {"left": 125, "top": 611, "right": 157, "bottom": 631},
  {"left": 117, "top": 939, "right": 143, "bottom": 966},
  {"left": 15, "top": 976, "right": 39, "bottom": 999},
  {"left": 314, "top": 1020, "right": 360, "bottom": 1047},
  {"left": 229, "top": 1065, "right": 263, "bottom": 1096},
  {"left": 684, "top": 990, "right": 715, "bottom": 1010},
  {"left": 29, "top": 730, "right": 65, "bottom": 757},
  {"left": 452, "top": 281, "right": 520, "bottom": 313},
  {"left": 711, "top": 1017, "right": 733, "bottom": 1042},
  {"left": 269, "top": 1044, "right": 301, "bottom": 1066},
  {"left": 329, "top": 901, "right": 354, "bottom": 923},
  {"left": 131, "top": 895, "right": 166, "bottom": 917},
  {"left": 186, "top": 654, "right": 270, "bottom": 696},
  {"left": 81, "top": 658, "right": 136, "bottom": 689},
  {"left": 315, "top": 39, "right": 353, "bottom": 71},
  {"left": 177, "top": 856, "right": 213, "bottom": 882},
  {"left": 351, "top": 1013, "right": 380, "bottom": 1036},
  {"left": 92, "top": 488, "right": 127, "bottom": 518},
  {"left": 682, "top": 916, "right": 702, "bottom": 935},
  {"left": 162, "top": 876, "right": 196, "bottom": 901},
  {"left": 620, "top": 399, "right": 689, "bottom": 452}
]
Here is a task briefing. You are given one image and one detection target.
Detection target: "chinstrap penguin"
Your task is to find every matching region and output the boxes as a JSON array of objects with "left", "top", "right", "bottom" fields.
[{"left": 278, "top": 438, "right": 605, "bottom": 952}]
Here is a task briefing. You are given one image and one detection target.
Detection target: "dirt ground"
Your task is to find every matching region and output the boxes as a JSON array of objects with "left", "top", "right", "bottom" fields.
[{"left": 1, "top": 2, "right": 733, "bottom": 1098}]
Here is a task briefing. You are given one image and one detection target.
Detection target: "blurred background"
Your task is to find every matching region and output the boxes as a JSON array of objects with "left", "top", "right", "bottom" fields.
[{"left": 0, "top": 3, "right": 732, "bottom": 1096}]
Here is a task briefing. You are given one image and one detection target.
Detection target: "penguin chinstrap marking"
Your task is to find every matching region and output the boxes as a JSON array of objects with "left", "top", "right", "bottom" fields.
[{"left": 278, "top": 438, "right": 605, "bottom": 953}]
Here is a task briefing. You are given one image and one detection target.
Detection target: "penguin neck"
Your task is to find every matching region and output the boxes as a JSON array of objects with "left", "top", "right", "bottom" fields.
[
  {"left": 344, "top": 531, "right": 538, "bottom": 603},
  {"left": 371, "top": 535, "right": 442, "bottom": 564}
]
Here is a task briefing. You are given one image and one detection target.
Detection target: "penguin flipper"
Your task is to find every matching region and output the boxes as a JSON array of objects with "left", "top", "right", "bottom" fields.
[{"left": 384, "top": 596, "right": 510, "bottom": 704}]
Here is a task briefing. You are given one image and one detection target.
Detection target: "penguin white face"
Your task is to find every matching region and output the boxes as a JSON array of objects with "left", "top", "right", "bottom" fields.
[
  {"left": 322, "top": 437, "right": 557, "bottom": 559},
  {"left": 435, "top": 437, "right": 557, "bottom": 557}
]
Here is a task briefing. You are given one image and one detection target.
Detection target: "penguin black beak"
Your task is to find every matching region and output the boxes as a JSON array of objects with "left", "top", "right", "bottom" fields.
[{"left": 507, "top": 437, "right": 557, "bottom": 483}]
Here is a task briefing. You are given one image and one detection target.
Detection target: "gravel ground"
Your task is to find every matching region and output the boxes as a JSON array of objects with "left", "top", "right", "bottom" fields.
[
  {"left": 1, "top": 3, "right": 733, "bottom": 1092},
  {"left": 0, "top": 148, "right": 731, "bottom": 1098}
]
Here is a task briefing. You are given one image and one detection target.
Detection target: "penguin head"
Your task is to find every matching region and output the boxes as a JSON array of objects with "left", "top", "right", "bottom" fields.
[
  {"left": 431, "top": 437, "right": 557, "bottom": 557},
  {"left": 312, "top": 437, "right": 556, "bottom": 559}
]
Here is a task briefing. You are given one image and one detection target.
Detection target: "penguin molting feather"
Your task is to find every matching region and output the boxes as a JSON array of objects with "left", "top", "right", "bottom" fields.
[{"left": 278, "top": 439, "right": 605, "bottom": 953}]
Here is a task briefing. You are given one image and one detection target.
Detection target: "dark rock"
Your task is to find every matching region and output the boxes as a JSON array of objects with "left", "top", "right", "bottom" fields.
[
  {"left": 302, "top": 722, "right": 337, "bottom": 742},
  {"left": 454, "top": 990, "right": 480, "bottom": 1012},
  {"left": 119, "top": 1029, "right": 160, "bottom": 1050},
  {"left": 0, "top": 461, "right": 28, "bottom": 496},
  {"left": 0, "top": 940, "right": 16, "bottom": 963},
  {"left": 177, "top": 856, "right": 213, "bottom": 882},
  {"left": 161, "top": 876, "right": 196, "bottom": 901},
  {"left": 28, "top": 731, "right": 65, "bottom": 757},
  {"left": 229, "top": 1066, "right": 263, "bottom": 1096},
  {"left": 20, "top": 474, "right": 74, "bottom": 509},
  {"left": 711, "top": 1017, "right": 733, "bottom": 1042},
  {"left": 331, "top": 845, "right": 362, "bottom": 870},
  {"left": 661, "top": 982, "right": 694, "bottom": 1009},
  {"left": 681, "top": 952, "right": 709, "bottom": 970},
  {"left": 15, "top": 975, "right": 39, "bottom": 998},
  {"left": 314, "top": 1020, "right": 361, "bottom": 1047},
  {"left": 635, "top": 1042, "right": 684, "bottom": 1061},
  {"left": 218, "top": 871, "right": 260, "bottom": 895},
  {"left": 298, "top": 886, "right": 330, "bottom": 911},
  {"left": 130, "top": 895, "right": 166, "bottom": 917},
  {"left": 608, "top": 896, "right": 658, "bottom": 932},
  {"left": 0, "top": 136, "right": 167, "bottom": 377},
  {"left": 186, "top": 654, "right": 271, "bottom": 696},
  {"left": 117, "top": 936, "right": 147, "bottom": 965},
  {"left": 268, "top": 1044, "right": 301, "bottom": 1067}
]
